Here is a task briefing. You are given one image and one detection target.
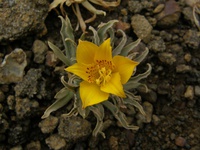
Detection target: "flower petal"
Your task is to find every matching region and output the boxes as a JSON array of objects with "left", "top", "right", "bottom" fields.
[
  {"left": 76, "top": 40, "right": 99, "bottom": 64},
  {"left": 113, "top": 55, "right": 139, "bottom": 84},
  {"left": 95, "top": 38, "right": 112, "bottom": 61},
  {"left": 80, "top": 81, "right": 109, "bottom": 108},
  {"left": 65, "top": 63, "right": 88, "bottom": 81},
  {"left": 101, "top": 72, "right": 126, "bottom": 98}
]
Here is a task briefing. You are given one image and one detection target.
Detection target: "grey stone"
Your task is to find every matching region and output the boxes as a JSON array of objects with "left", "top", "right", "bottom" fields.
[
  {"left": 148, "top": 38, "right": 166, "bottom": 53},
  {"left": 131, "top": 14, "right": 152, "bottom": 40},
  {"left": 128, "top": 1, "right": 143, "bottom": 14},
  {"left": 14, "top": 68, "right": 46, "bottom": 98},
  {"left": 26, "top": 141, "right": 41, "bottom": 150},
  {"left": 183, "top": 30, "right": 200, "bottom": 50},
  {"left": 155, "top": 0, "right": 181, "bottom": 28},
  {"left": 45, "top": 134, "right": 67, "bottom": 150},
  {"left": 176, "top": 64, "right": 192, "bottom": 73},
  {"left": 143, "top": 101, "right": 153, "bottom": 123},
  {"left": 184, "top": 86, "right": 194, "bottom": 100},
  {"left": 15, "top": 97, "right": 39, "bottom": 119},
  {"left": 32, "top": 40, "right": 48, "bottom": 64},
  {"left": 39, "top": 116, "right": 59, "bottom": 134},
  {"left": 0, "top": 49, "right": 27, "bottom": 84},
  {"left": 58, "top": 115, "right": 92, "bottom": 142},
  {"left": 0, "top": 0, "right": 49, "bottom": 42},
  {"left": 158, "top": 52, "right": 176, "bottom": 65}
]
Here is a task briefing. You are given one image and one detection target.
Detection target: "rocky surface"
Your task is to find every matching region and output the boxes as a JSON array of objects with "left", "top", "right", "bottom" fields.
[
  {"left": 0, "top": 0, "right": 49, "bottom": 43},
  {"left": 0, "top": 48, "right": 27, "bottom": 84},
  {"left": 0, "top": 0, "right": 200, "bottom": 149}
]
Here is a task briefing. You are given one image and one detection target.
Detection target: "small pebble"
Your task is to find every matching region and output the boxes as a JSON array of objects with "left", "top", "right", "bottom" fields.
[
  {"left": 143, "top": 101, "right": 153, "bottom": 123},
  {"left": 32, "top": 40, "right": 48, "bottom": 64},
  {"left": 152, "top": 115, "right": 160, "bottom": 126},
  {"left": 184, "top": 86, "right": 194, "bottom": 100},
  {"left": 39, "top": 116, "right": 59, "bottom": 134},
  {"left": 175, "top": 136, "right": 186, "bottom": 147},
  {"left": 153, "top": 4, "right": 165, "bottom": 14},
  {"left": 45, "top": 134, "right": 67, "bottom": 150},
  {"left": 121, "top": 8, "right": 128, "bottom": 16},
  {"left": 184, "top": 53, "right": 192, "bottom": 62},
  {"left": 194, "top": 86, "right": 200, "bottom": 97},
  {"left": 170, "top": 133, "right": 176, "bottom": 140},
  {"left": 176, "top": 65, "right": 192, "bottom": 73},
  {"left": 158, "top": 52, "right": 176, "bottom": 65},
  {"left": 109, "top": 136, "right": 119, "bottom": 150},
  {"left": 26, "top": 141, "right": 41, "bottom": 150}
]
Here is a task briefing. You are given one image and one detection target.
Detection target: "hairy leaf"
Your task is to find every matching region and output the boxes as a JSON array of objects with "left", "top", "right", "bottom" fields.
[
  {"left": 41, "top": 89, "right": 74, "bottom": 119},
  {"left": 97, "top": 20, "right": 118, "bottom": 44},
  {"left": 120, "top": 38, "right": 141, "bottom": 56},
  {"left": 59, "top": 16, "right": 76, "bottom": 61},
  {"left": 89, "top": 104, "right": 105, "bottom": 137},
  {"left": 103, "top": 101, "right": 139, "bottom": 130},
  {"left": 48, "top": 41, "right": 71, "bottom": 66},
  {"left": 112, "top": 29, "right": 127, "bottom": 56}
]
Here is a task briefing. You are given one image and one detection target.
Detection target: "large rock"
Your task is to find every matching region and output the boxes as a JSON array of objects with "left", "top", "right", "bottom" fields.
[
  {"left": 131, "top": 14, "right": 152, "bottom": 41},
  {"left": 0, "top": 49, "right": 27, "bottom": 84},
  {"left": 0, "top": 0, "right": 49, "bottom": 43}
]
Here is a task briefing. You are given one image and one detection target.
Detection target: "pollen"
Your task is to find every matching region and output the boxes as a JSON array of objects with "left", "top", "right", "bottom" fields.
[
  {"left": 95, "top": 67, "right": 112, "bottom": 86},
  {"left": 85, "top": 60, "right": 114, "bottom": 86}
]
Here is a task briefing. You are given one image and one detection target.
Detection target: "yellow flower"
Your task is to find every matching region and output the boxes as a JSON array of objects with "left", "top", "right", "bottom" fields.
[{"left": 66, "top": 38, "right": 139, "bottom": 108}]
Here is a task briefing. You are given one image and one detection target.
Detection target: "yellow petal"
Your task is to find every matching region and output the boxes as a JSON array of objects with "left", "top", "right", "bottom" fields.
[
  {"left": 80, "top": 81, "right": 109, "bottom": 108},
  {"left": 101, "top": 72, "right": 126, "bottom": 98},
  {"left": 76, "top": 40, "right": 99, "bottom": 64},
  {"left": 65, "top": 63, "right": 88, "bottom": 81},
  {"left": 95, "top": 38, "right": 112, "bottom": 61},
  {"left": 113, "top": 55, "right": 139, "bottom": 84}
]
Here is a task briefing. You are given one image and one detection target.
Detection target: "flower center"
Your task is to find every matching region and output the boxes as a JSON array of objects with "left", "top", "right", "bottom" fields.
[
  {"left": 86, "top": 60, "right": 114, "bottom": 85},
  {"left": 95, "top": 67, "right": 112, "bottom": 86}
]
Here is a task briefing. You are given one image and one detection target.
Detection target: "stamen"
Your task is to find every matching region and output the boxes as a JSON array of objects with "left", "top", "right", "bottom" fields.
[{"left": 86, "top": 60, "right": 114, "bottom": 85}]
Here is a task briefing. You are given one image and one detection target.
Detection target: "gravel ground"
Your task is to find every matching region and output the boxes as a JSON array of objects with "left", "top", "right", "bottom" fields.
[{"left": 0, "top": 0, "right": 200, "bottom": 149}]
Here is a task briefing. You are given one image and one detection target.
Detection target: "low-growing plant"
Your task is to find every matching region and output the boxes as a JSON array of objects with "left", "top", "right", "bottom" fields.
[
  {"left": 42, "top": 16, "right": 151, "bottom": 137},
  {"left": 49, "top": 0, "right": 121, "bottom": 32}
]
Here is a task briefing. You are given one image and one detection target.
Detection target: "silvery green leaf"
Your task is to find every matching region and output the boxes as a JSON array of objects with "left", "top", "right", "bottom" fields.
[
  {"left": 103, "top": 101, "right": 139, "bottom": 130},
  {"left": 124, "top": 82, "right": 142, "bottom": 91},
  {"left": 65, "top": 93, "right": 79, "bottom": 117},
  {"left": 97, "top": 20, "right": 118, "bottom": 44},
  {"left": 193, "top": 6, "right": 200, "bottom": 30},
  {"left": 124, "top": 92, "right": 146, "bottom": 116},
  {"left": 107, "top": 27, "right": 115, "bottom": 47},
  {"left": 134, "top": 48, "right": 149, "bottom": 63},
  {"left": 81, "top": 0, "right": 106, "bottom": 16},
  {"left": 68, "top": 75, "right": 82, "bottom": 87},
  {"left": 41, "top": 89, "right": 74, "bottom": 119},
  {"left": 89, "top": 104, "right": 105, "bottom": 137},
  {"left": 130, "top": 63, "right": 152, "bottom": 83},
  {"left": 112, "top": 29, "right": 127, "bottom": 56},
  {"left": 120, "top": 38, "right": 141, "bottom": 56},
  {"left": 48, "top": 41, "right": 71, "bottom": 66},
  {"left": 54, "top": 87, "right": 70, "bottom": 99},
  {"left": 76, "top": 91, "right": 90, "bottom": 118},
  {"left": 124, "top": 64, "right": 151, "bottom": 90},
  {"left": 89, "top": 26, "right": 100, "bottom": 45},
  {"left": 59, "top": 16, "right": 76, "bottom": 60}
]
